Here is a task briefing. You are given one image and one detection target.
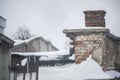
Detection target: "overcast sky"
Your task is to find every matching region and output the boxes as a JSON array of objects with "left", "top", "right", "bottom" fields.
[{"left": 0, "top": 0, "right": 120, "bottom": 50}]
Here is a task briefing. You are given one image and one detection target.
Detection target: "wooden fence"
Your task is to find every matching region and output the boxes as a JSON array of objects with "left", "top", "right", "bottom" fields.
[{"left": 11, "top": 55, "right": 40, "bottom": 80}]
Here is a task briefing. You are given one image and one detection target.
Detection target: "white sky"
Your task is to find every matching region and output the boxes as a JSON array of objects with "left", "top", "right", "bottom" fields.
[{"left": 0, "top": 0, "right": 120, "bottom": 50}]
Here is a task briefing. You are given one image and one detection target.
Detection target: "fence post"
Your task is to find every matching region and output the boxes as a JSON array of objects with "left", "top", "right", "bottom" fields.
[
  {"left": 14, "top": 71, "right": 17, "bottom": 80},
  {"left": 30, "top": 73, "right": 32, "bottom": 80},
  {"left": 23, "top": 73, "right": 26, "bottom": 80}
]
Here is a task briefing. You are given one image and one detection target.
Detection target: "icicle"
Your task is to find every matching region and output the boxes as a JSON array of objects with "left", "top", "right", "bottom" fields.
[
  {"left": 34, "top": 56, "right": 36, "bottom": 63},
  {"left": 27, "top": 56, "right": 29, "bottom": 73},
  {"left": 29, "top": 56, "right": 30, "bottom": 62}
]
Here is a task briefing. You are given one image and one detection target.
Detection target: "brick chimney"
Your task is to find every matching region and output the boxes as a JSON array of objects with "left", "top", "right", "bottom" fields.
[
  {"left": 0, "top": 16, "right": 6, "bottom": 34},
  {"left": 84, "top": 10, "right": 106, "bottom": 27}
]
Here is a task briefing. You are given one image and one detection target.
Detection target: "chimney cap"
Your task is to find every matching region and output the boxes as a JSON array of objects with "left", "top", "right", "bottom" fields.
[{"left": 84, "top": 10, "right": 106, "bottom": 14}]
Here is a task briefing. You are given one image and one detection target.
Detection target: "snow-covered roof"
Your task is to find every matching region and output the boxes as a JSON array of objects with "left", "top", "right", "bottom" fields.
[
  {"left": 0, "top": 33, "right": 14, "bottom": 44},
  {"left": 14, "top": 36, "right": 49, "bottom": 46},
  {"left": 12, "top": 50, "right": 70, "bottom": 61},
  {"left": 14, "top": 35, "right": 59, "bottom": 51},
  {"left": 14, "top": 36, "right": 41, "bottom": 45},
  {"left": 12, "top": 50, "right": 69, "bottom": 57}
]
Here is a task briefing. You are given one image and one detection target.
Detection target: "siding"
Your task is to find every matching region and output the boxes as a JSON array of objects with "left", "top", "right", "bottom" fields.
[
  {"left": 40, "top": 39, "right": 48, "bottom": 51},
  {"left": 0, "top": 40, "right": 11, "bottom": 80}
]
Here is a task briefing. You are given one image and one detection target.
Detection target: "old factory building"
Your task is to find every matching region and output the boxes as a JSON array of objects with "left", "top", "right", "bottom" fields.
[{"left": 63, "top": 10, "right": 120, "bottom": 71}]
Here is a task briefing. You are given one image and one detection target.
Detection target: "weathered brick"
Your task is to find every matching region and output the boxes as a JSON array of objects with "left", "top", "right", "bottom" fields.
[{"left": 84, "top": 10, "right": 106, "bottom": 27}]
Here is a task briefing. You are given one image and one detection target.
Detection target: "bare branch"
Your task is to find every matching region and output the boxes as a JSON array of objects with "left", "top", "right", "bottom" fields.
[{"left": 13, "top": 25, "right": 32, "bottom": 40}]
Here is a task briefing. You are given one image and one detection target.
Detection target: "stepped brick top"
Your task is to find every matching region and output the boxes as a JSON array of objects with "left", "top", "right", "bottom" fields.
[
  {"left": 63, "top": 28, "right": 120, "bottom": 40},
  {"left": 63, "top": 28, "right": 109, "bottom": 34}
]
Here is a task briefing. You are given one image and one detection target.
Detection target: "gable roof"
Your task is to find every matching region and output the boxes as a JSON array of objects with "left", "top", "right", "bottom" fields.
[
  {"left": 14, "top": 36, "right": 47, "bottom": 45},
  {"left": 14, "top": 36, "right": 58, "bottom": 50}
]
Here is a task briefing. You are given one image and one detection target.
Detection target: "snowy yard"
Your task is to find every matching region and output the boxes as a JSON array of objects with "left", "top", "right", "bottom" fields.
[{"left": 15, "top": 55, "right": 120, "bottom": 80}]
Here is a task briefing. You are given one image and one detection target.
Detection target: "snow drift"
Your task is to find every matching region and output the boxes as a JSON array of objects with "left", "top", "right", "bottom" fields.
[
  {"left": 12, "top": 51, "right": 120, "bottom": 80},
  {"left": 39, "top": 55, "right": 120, "bottom": 80}
]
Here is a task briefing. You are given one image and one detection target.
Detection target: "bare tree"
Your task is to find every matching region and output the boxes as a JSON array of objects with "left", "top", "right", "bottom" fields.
[{"left": 13, "top": 25, "right": 32, "bottom": 40}]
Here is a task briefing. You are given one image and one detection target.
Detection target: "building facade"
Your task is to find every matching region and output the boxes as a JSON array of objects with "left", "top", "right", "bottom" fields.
[{"left": 0, "top": 16, "right": 14, "bottom": 80}]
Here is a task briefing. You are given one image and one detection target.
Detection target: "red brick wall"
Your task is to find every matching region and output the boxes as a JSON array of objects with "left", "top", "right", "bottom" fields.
[{"left": 84, "top": 10, "right": 106, "bottom": 27}]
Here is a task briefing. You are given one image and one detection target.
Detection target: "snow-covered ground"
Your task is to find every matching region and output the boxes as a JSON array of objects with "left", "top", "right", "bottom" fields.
[
  {"left": 15, "top": 55, "right": 120, "bottom": 80},
  {"left": 39, "top": 55, "right": 120, "bottom": 80}
]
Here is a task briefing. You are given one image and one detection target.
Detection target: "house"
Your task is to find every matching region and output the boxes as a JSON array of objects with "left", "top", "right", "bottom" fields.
[
  {"left": 11, "top": 34, "right": 58, "bottom": 80},
  {"left": 12, "top": 36, "right": 59, "bottom": 52},
  {"left": 63, "top": 10, "right": 120, "bottom": 71},
  {"left": 0, "top": 16, "right": 14, "bottom": 80}
]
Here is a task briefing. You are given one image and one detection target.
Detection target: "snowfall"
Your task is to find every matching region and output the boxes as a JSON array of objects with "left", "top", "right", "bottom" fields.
[{"left": 11, "top": 50, "right": 120, "bottom": 80}]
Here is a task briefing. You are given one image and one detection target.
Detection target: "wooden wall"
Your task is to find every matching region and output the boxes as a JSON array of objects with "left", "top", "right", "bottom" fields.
[{"left": 0, "top": 40, "right": 11, "bottom": 80}]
